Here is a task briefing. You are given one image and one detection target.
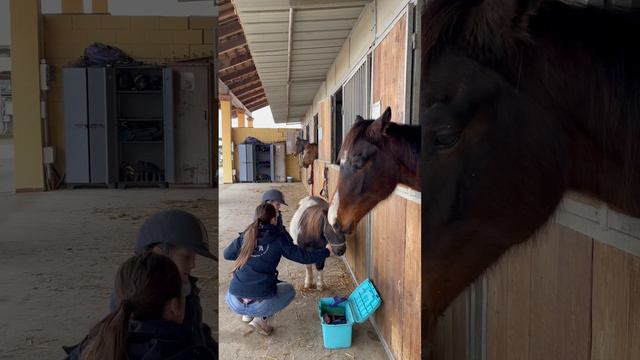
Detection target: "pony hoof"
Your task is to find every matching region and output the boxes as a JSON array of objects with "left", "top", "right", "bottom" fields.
[
  {"left": 316, "top": 282, "right": 326, "bottom": 290},
  {"left": 304, "top": 282, "right": 315, "bottom": 289}
]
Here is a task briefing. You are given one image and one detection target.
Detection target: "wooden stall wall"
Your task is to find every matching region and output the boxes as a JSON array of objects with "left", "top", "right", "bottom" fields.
[
  {"left": 434, "top": 193, "right": 640, "bottom": 360},
  {"left": 318, "top": 98, "right": 332, "bottom": 162},
  {"left": 372, "top": 14, "right": 407, "bottom": 123}
]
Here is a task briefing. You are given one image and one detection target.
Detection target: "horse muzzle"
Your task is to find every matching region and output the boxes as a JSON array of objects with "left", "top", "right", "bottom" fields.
[{"left": 332, "top": 221, "right": 354, "bottom": 236}]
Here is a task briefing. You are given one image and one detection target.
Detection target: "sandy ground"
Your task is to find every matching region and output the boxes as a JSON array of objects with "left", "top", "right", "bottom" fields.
[
  {"left": 0, "top": 188, "right": 218, "bottom": 359},
  {"left": 0, "top": 138, "right": 14, "bottom": 193},
  {"left": 218, "top": 182, "right": 387, "bottom": 360}
]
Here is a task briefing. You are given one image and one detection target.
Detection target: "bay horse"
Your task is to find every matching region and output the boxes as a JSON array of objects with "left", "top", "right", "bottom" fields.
[
  {"left": 294, "top": 137, "right": 318, "bottom": 184},
  {"left": 290, "top": 196, "right": 346, "bottom": 290},
  {"left": 294, "top": 137, "right": 309, "bottom": 156},
  {"left": 328, "top": 107, "right": 420, "bottom": 235},
  {"left": 420, "top": 0, "right": 640, "bottom": 349}
]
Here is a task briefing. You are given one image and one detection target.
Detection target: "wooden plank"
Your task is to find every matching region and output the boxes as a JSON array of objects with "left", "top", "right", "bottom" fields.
[
  {"left": 629, "top": 253, "right": 640, "bottom": 360},
  {"left": 451, "top": 291, "right": 468, "bottom": 360},
  {"left": 529, "top": 224, "right": 592, "bottom": 360},
  {"left": 372, "top": 195, "right": 407, "bottom": 359},
  {"left": 505, "top": 242, "right": 532, "bottom": 360},
  {"left": 592, "top": 242, "right": 630, "bottom": 360},
  {"left": 372, "top": 14, "right": 407, "bottom": 124},
  {"left": 435, "top": 300, "right": 454, "bottom": 360},
  {"left": 219, "top": 34, "right": 247, "bottom": 54},
  {"left": 486, "top": 248, "right": 509, "bottom": 360},
  {"left": 402, "top": 201, "right": 422, "bottom": 360},
  {"left": 486, "top": 241, "right": 532, "bottom": 360},
  {"left": 318, "top": 98, "right": 332, "bottom": 162},
  {"left": 220, "top": 64, "right": 257, "bottom": 83},
  {"left": 219, "top": 53, "right": 253, "bottom": 72}
]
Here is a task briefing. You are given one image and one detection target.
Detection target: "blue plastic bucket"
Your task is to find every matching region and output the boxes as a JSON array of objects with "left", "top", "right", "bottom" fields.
[{"left": 318, "top": 278, "right": 381, "bottom": 349}]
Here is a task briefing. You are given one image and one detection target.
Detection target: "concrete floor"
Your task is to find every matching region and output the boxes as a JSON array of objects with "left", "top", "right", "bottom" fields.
[
  {"left": 0, "top": 138, "right": 14, "bottom": 193},
  {"left": 0, "top": 188, "right": 218, "bottom": 359},
  {"left": 219, "top": 183, "right": 387, "bottom": 360}
]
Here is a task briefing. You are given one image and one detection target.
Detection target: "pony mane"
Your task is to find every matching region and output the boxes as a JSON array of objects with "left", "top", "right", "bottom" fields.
[{"left": 290, "top": 196, "right": 328, "bottom": 245}]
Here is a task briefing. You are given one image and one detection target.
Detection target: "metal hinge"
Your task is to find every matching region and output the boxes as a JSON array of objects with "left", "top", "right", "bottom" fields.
[{"left": 411, "top": 33, "right": 416, "bottom": 50}]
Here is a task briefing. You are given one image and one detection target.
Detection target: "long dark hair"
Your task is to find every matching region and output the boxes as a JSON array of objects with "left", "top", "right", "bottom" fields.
[
  {"left": 81, "top": 253, "right": 183, "bottom": 360},
  {"left": 233, "top": 203, "right": 277, "bottom": 272}
]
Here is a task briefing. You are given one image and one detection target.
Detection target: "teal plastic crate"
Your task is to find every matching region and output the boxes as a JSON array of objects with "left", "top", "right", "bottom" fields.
[{"left": 318, "top": 278, "right": 382, "bottom": 349}]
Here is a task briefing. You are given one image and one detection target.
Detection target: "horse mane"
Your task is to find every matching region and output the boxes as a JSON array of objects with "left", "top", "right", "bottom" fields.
[{"left": 424, "top": 0, "right": 639, "bottom": 83}]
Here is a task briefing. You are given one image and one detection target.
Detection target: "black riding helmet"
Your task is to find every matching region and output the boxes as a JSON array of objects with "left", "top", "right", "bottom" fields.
[
  {"left": 261, "top": 189, "right": 288, "bottom": 206},
  {"left": 135, "top": 209, "right": 217, "bottom": 261}
]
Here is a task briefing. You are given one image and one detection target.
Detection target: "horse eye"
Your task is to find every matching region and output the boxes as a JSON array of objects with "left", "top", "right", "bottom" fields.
[
  {"left": 351, "top": 156, "right": 365, "bottom": 169},
  {"left": 434, "top": 129, "right": 462, "bottom": 148}
]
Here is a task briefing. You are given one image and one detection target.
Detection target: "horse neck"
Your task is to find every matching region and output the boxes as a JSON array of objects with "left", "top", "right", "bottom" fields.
[
  {"left": 525, "top": 3, "right": 640, "bottom": 215},
  {"left": 382, "top": 123, "right": 421, "bottom": 190}
]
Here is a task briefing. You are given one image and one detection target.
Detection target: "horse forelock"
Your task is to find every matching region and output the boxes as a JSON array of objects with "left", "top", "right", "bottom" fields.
[{"left": 339, "top": 120, "right": 374, "bottom": 163}]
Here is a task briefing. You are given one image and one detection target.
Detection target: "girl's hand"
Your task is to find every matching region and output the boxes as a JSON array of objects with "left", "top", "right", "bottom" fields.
[{"left": 326, "top": 244, "right": 334, "bottom": 256}]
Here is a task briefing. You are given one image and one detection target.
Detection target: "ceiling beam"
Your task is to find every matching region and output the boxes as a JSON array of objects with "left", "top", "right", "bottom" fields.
[
  {"left": 219, "top": 19, "right": 243, "bottom": 38},
  {"left": 226, "top": 73, "right": 259, "bottom": 86},
  {"left": 248, "top": 99, "right": 269, "bottom": 111},
  {"left": 239, "top": 92, "right": 266, "bottom": 105},
  {"left": 220, "top": 64, "right": 257, "bottom": 83},
  {"left": 218, "top": 52, "right": 253, "bottom": 72},
  {"left": 236, "top": 86, "right": 264, "bottom": 100},
  {"left": 229, "top": 77, "right": 262, "bottom": 93},
  {"left": 219, "top": 34, "right": 247, "bottom": 54}
]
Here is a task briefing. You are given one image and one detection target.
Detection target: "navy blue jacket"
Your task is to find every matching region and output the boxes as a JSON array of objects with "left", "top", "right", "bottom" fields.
[
  {"left": 224, "top": 223, "right": 329, "bottom": 299},
  {"left": 66, "top": 319, "right": 217, "bottom": 360}
]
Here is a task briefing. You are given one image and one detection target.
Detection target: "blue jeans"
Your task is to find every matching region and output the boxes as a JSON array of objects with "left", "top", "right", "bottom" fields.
[{"left": 225, "top": 282, "right": 296, "bottom": 318}]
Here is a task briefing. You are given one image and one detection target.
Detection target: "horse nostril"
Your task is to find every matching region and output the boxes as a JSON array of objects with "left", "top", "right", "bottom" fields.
[{"left": 333, "top": 222, "right": 341, "bottom": 233}]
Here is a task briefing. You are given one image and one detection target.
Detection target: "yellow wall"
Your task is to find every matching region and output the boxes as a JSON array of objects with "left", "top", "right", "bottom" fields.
[
  {"left": 231, "top": 128, "right": 301, "bottom": 182},
  {"left": 43, "top": 14, "right": 215, "bottom": 174},
  {"left": 10, "top": 0, "right": 45, "bottom": 191}
]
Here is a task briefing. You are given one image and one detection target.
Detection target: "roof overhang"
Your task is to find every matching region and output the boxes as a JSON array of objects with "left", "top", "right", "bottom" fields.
[{"left": 233, "top": 0, "right": 370, "bottom": 123}]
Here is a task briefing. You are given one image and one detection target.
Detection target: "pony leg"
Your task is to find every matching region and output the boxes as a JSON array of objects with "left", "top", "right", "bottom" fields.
[
  {"left": 304, "top": 264, "right": 314, "bottom": 289},
  {"left": 315, "top": 270, "right": 325, "bottom": 290}
]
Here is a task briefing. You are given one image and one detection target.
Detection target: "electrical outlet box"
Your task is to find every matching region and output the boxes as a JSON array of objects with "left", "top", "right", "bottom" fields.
[{"left": 43, "top": 146, "right": 55, "bottom": 165}]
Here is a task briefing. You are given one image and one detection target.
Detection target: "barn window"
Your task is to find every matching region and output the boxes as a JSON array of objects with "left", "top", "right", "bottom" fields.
[
  {"left": 342, "top": 59, "right": 369, "bottom": 143},
  {"left": 331, "top": 88, "right": 343, "bottom": 164}
]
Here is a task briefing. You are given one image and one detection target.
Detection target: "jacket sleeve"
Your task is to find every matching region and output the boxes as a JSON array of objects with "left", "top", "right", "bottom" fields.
[
  {"left": 223, "top": 235, "right": 243, "bottom": 261},
  {"left": 279, "top": 236, "right": 330, "bottom": 264}
]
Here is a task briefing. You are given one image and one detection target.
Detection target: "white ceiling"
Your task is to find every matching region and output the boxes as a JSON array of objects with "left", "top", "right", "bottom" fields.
[{"left": 233, "top": 0, "right": 369, "bottom": 123}]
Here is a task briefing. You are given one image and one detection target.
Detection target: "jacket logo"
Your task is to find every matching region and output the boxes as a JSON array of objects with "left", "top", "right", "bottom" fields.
[{"left": 251, "top": 244, "right": 270, "bottom": 257}]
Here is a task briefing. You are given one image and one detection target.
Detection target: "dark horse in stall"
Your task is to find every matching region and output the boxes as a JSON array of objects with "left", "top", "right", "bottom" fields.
[
  {"left": 328, "top": 107, "right": 421, "bottom": 235},
  {"left": 420, "top": 0, "right": 640, "bottom": 350},
  {"left": 290, "top": 196, "right": 346, "bottom": 289}
]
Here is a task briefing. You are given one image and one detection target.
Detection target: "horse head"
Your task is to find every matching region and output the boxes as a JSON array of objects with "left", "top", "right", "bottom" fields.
[
  {"left": 329, "top": 107, "right": 420, "bottom": 235},
  {"left": 321, "top": 211, "right": 346, "bottom": 256},
  {"left": 294, "top": 137, "right": 309, "bottom": 155},
  {"left": 302, "top": 143, "right": 318, "bottom": 167}
]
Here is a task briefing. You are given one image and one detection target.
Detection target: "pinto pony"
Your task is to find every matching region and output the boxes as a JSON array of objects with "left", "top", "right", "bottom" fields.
[{"left": 290, "top": 196, "right": 346, "bottom": 290}]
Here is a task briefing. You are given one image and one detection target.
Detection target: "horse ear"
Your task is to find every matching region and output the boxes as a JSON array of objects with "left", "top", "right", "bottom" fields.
[
  {"left": 368, "top": 107, "right": 392, "bottom": 138},
  {"left": 355, "top": 115, "right": 365, "bottom": 123}
]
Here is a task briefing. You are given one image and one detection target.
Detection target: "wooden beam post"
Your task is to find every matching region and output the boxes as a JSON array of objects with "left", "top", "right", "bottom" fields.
[
  {"left": 236, "top": 109, "right": 246, "bottom": 128},
  {"left": 247, "top": 116, "right": 254, "bottom": 128},
  {"left": 220, "top": 96, "right": 234, "bottom": 184},
  {"left": 10, "top": 0, "right": 44, "bottom": 192}
]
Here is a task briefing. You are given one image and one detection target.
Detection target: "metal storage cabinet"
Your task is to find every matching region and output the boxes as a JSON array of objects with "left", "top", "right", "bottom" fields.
[
  {"left": 115, "top": 66, "right": 174, "bottom": 187},
  {"left": 64, "top": 67, "right": 117, "bottom": 186},
  {"left": 238, "top": 143, "right": 256, "bottom": 182}
]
